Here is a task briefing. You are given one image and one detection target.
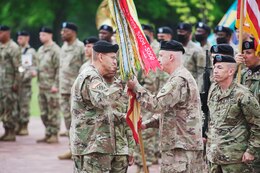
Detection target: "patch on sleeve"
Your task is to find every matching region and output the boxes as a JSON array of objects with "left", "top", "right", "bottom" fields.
[{"left": 157, "top": 81, "right": 176, "bottom": 98}]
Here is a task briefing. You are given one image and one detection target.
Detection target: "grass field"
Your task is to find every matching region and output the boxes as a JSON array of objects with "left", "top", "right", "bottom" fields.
[{"left": 30, "top": 78, "right": 40, "bottom": 117}]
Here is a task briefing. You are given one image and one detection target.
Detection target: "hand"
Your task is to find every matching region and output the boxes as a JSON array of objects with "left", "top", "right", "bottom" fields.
[
  {"left": 50, "top": 86, "right": 58, "bottom": 93},
  {"left": 128, "top": 155, "right": 134, "bottom": 166},
  {"left": 141, "top": 123, "right": 146, "bottom": 130},
  {"left": 12, "top": 85, "right": 18, "bottom": 92},
  {"left": 127, "top": 76, "right": 138, "bottom": 90},
  {"left": 242, "top": 151, "right": 254, "bottom": 163},
  {"left": 235, "top": 53, "right": 245, "bottom": 64},
  {"left": 31, "top": 70, "right": 37, "bottom": 77},
  {"left": 202, "top": 137, "right": 207, "bottom": 144}
]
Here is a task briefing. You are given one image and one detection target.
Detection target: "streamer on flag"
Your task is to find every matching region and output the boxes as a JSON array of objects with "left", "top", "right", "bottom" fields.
[
  {"left": 236, "top": 0, "right": 260, "bottom": 55},
  {"left": 96, "top": 0, "right": 161, "bottom": 143}
]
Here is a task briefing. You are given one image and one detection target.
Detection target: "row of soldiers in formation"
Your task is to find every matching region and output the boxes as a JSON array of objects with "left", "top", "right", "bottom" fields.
[{"left": 0, "top": 20, "right": 259, "bottom": 173}]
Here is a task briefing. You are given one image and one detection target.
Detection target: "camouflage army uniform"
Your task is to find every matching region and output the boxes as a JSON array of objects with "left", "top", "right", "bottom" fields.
[
  {"left": 59, "top": 39, "right": 85, "bottom": 131},
  {"left": 79, "top": 59, "right": 91, "bottom": 74},
  {"left": 150, "top": 39, "right": 160, "bottom": 56},
  {"left": 207, "top": 81, "right": 260, "bottom": 173},
  {"left": 17, "top": 45, "right": 37, "bottom": 130},
  {"left": 110, "top": 87, "right": 135, "bottom": 173},
  {"left": 0, "top": 40, "right": 20, "bottom": 138},
  {"left": 70, "top": 65, "right": 123, "bottom": 172},
  {"left": 241, "top": 66, "right": 260, "bottom": 172},
  {"left": 37, "top": 42, "right": 60, "bottom": 138},
  {"left": 183, "top": 40, "right": 206, "bottom": 93},
  {"left": 136, "top": 66, "right": 204, "bottom": 173}
]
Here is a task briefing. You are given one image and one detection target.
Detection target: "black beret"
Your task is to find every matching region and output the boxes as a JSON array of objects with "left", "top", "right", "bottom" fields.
[
  {"left": 195, "top": 22, "right": 211, "bottom": 35},
  {"left": 157, "top": 26, "right": 173, "bottom": 34},
  {"left": 99, "top": 24, "right": 113, "bottom": 33},
  {"left": 160, "top": 40, "right": 185, "bottom": 54},
  {"left": 210, "top": 44, "right": 234, "bottom": 56},
  {"left": 0, "top": 25, "right": 10, "bottom": 31},
  {"left": 177, "top": 22, "right": 192, "bottom": 32},
  {"left": 39, "top": 27, "right": 53, "bottom": 34},
  {"left": 242, "top": 41, "right": 255, "bottom": 50},
  {"left": 62, "top": 22, "right": 78, "bottom": 32},
  {"left": 93, "top": 40, "right": 119, "bottom": 53},
  {"left": 83, "top": 36, "right": 99, "bottom": 45},
  {"left": 142, "top": 24, "right": 154, "bottom": 32},
  {"left": 214, "top": 26, "right": 232, "bottom": 35},
  {"left": 213, "top": 54, "right": 236, "bottom": 65},
  {"left": 17, "top": 30, "right": 29, "bottom": 36}
]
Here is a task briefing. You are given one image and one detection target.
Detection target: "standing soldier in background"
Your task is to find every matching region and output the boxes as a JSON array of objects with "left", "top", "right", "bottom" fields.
[
  {"left": 98, "top": 24, "right": 113, "bottom": 43},
  {"left": 157, "top": 26, "right": 173, "bottom": 42},
  {"left": 36, "top": 27, "right": 60, "bottom": 144},
  {"left": 79, "top": 36, "right": 99, "bottom": 73},
  {"left": 142, "top": 24, "right": 160, "bottom": 56},
  {"left": 16, "top": 30, "right": 37, "bottom": 136},
  {"left": 177, "top": 22, "right": 205, "bottom": 93},
  {"left": 195, "top": 22, "right": 211, "bottom": 53},
  {"left": 0, "top": 25, "right": 21, "bottom": 141},
  {"left": 58, "top": 22, "right": 85, "bottom": 160},
  {"left": 235, "top": 40, "right": 260, "bottom": 173}
]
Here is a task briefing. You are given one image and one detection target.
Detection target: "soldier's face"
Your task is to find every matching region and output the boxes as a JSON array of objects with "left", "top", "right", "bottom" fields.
[
  {"left": 61, "top": 28, "right": 74, "bottom": 42},
  {"left": 85, "top": 44, "right": 94, "bottom": 58},
  {"left": 0, "top": 31, "right": 10, "bottom": 43},
  {"left": 39, "top": 32, "right": 51, "bottom": 44},
  {"left": 99, "top": 30, "right": 112, "bottom": 42},
  {"left": 158, "top": 50, "right": 171, "bottom": 73},
  {"left": 99, "top": 52, "right": 118, "bottom": 77},
  {"left": 243, "top": 49, "right": 259, "bottom": 68},
  {"left": 17, "top": 36, "right": 29, "bottom": 47},
  {"left": 213, "top": 63, "right": 230, "bottom": 83},
  {"left": 157, "top": 33, "right": 171, "bottom": 42}
]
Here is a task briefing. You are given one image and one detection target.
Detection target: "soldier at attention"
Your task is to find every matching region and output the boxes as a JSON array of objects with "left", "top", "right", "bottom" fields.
[{"left": 207, "top": 53, "right": 260, "bottom": 173}]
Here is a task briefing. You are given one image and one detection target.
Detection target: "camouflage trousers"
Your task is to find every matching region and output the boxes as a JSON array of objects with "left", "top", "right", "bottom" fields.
[
  {"left": 17, "top": 85, "right": 31, "bottom": 125},
  {"left": 60, "top": 94, "right": 71, "bottom": 130},
  {"left": 208, "top": 162, "right": 253, "bottom": 173},
  {"left": 38, "top": 89, "right": 60, "bottom": 136},
  {"left": 73, "top": 154, "right": 111, "bottom": 173},
  {"left": 0, "top": 89, "right": 17, "bottom": 129},
  {"left": 252, "top": 150, "right": 260, "bottom": 173},
  {"left": 161, "top": 149, "right": 204, "bottom": 173},
  {"left": 110, "top": 155, "right": 128, "bottom": 173}
]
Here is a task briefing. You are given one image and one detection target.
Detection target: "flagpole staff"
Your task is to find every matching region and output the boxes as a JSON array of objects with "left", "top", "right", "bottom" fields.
[
  {"left": 138, "top": 130, "right": 149, "bottom": 173},
  {"left": 237, "top": 0, "right": 245, "bottom": 84}
]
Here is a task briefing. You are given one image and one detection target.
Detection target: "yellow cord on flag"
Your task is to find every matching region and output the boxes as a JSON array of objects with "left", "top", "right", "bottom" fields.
[{"left": 237, "top": 0, "right": 244, "bottom": 84}]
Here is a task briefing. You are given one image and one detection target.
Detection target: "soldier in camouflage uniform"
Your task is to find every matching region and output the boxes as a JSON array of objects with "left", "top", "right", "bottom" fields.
[
  {"left": 142, "top": 24, "right": 160, "bottom": 56},
  {"left": 79, "top": 36, "right": 99, "bottom": 74},
  {"left": 58, "top": 22, "right": 85, "bottom": 160},
  {"left": 99, "top": 24, "right": 113, "bottom": 43},
  {"left": 177, "top": 22, "right": 206, "bottom": 93},
  {"left": 235, "top": 40, "right": 260, "bottom": 173},
  {"left": 0, "top": 25, "right": 21, "bottom": 141},
  {"left": 194, "top": 22, "right": 211, "bottom": 54},
  {"left": 207, "top": 53, "right": 260, "bottom": 173},
  {"left": 128, "top": 40, "right": 204, "bottom": 173},
  {"left": 70, "top": 40, "right": 123, "bottom": 172},
  {"left": 36, "top": 27, "right": 60, "bottom": 144},
  {"left": 16, "top": 30, "right": 37, "bottom": 136}
]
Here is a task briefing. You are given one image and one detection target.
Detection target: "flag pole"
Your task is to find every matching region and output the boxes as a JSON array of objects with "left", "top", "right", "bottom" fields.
[
  {"left": 138, "top": 130, "right": 149, "bottom": 173},
  {"left": 237, "top": 0, "right": 245, "bottom": 83}
]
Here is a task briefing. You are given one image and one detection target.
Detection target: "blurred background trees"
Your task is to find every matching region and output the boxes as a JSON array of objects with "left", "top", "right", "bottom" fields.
[{"left": 0, "top": 0, "right": 234, "bottom": 48}]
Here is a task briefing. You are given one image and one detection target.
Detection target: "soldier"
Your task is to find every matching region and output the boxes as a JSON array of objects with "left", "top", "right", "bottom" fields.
[
  {"left": 177, "top": 22, "right": 205, "bottom": 93},
  {"left": 194, "top": 22, "right": 211, "bottom": 53},
  {"left": 0, "top": 25, "right": 21, "bottom": 141},
  {"left": 157, "top": 26, "right": 173, "bottom": 42},
  {"left": 207, "top": 53, "right": 260, "bottom": 173},
  {"left": 142, "top": 24, "right": 160, "bottom": 56},
  {"left": 235, "top": 40, "right": 260, "bottom": 172},
  {"left": 70, "top": 40, "right": 123, "bottom": 172},
  {"left": 79, "top": 36, "right": 99, "bottom": 73},
  {"left": 16, "top": 30, "right": 37, "bottom": 136},
  {"left": 36, "top": 27, "right": 60, "bottom": 144},
  {"left": 127, "top": 40, "right": 204, "bottom": 173},
  {"left": 58, "top": 22, "right": 85, "bottom": 159},
  {"left": 99, "top": 24, "right": 113, "bottom": 43}
]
